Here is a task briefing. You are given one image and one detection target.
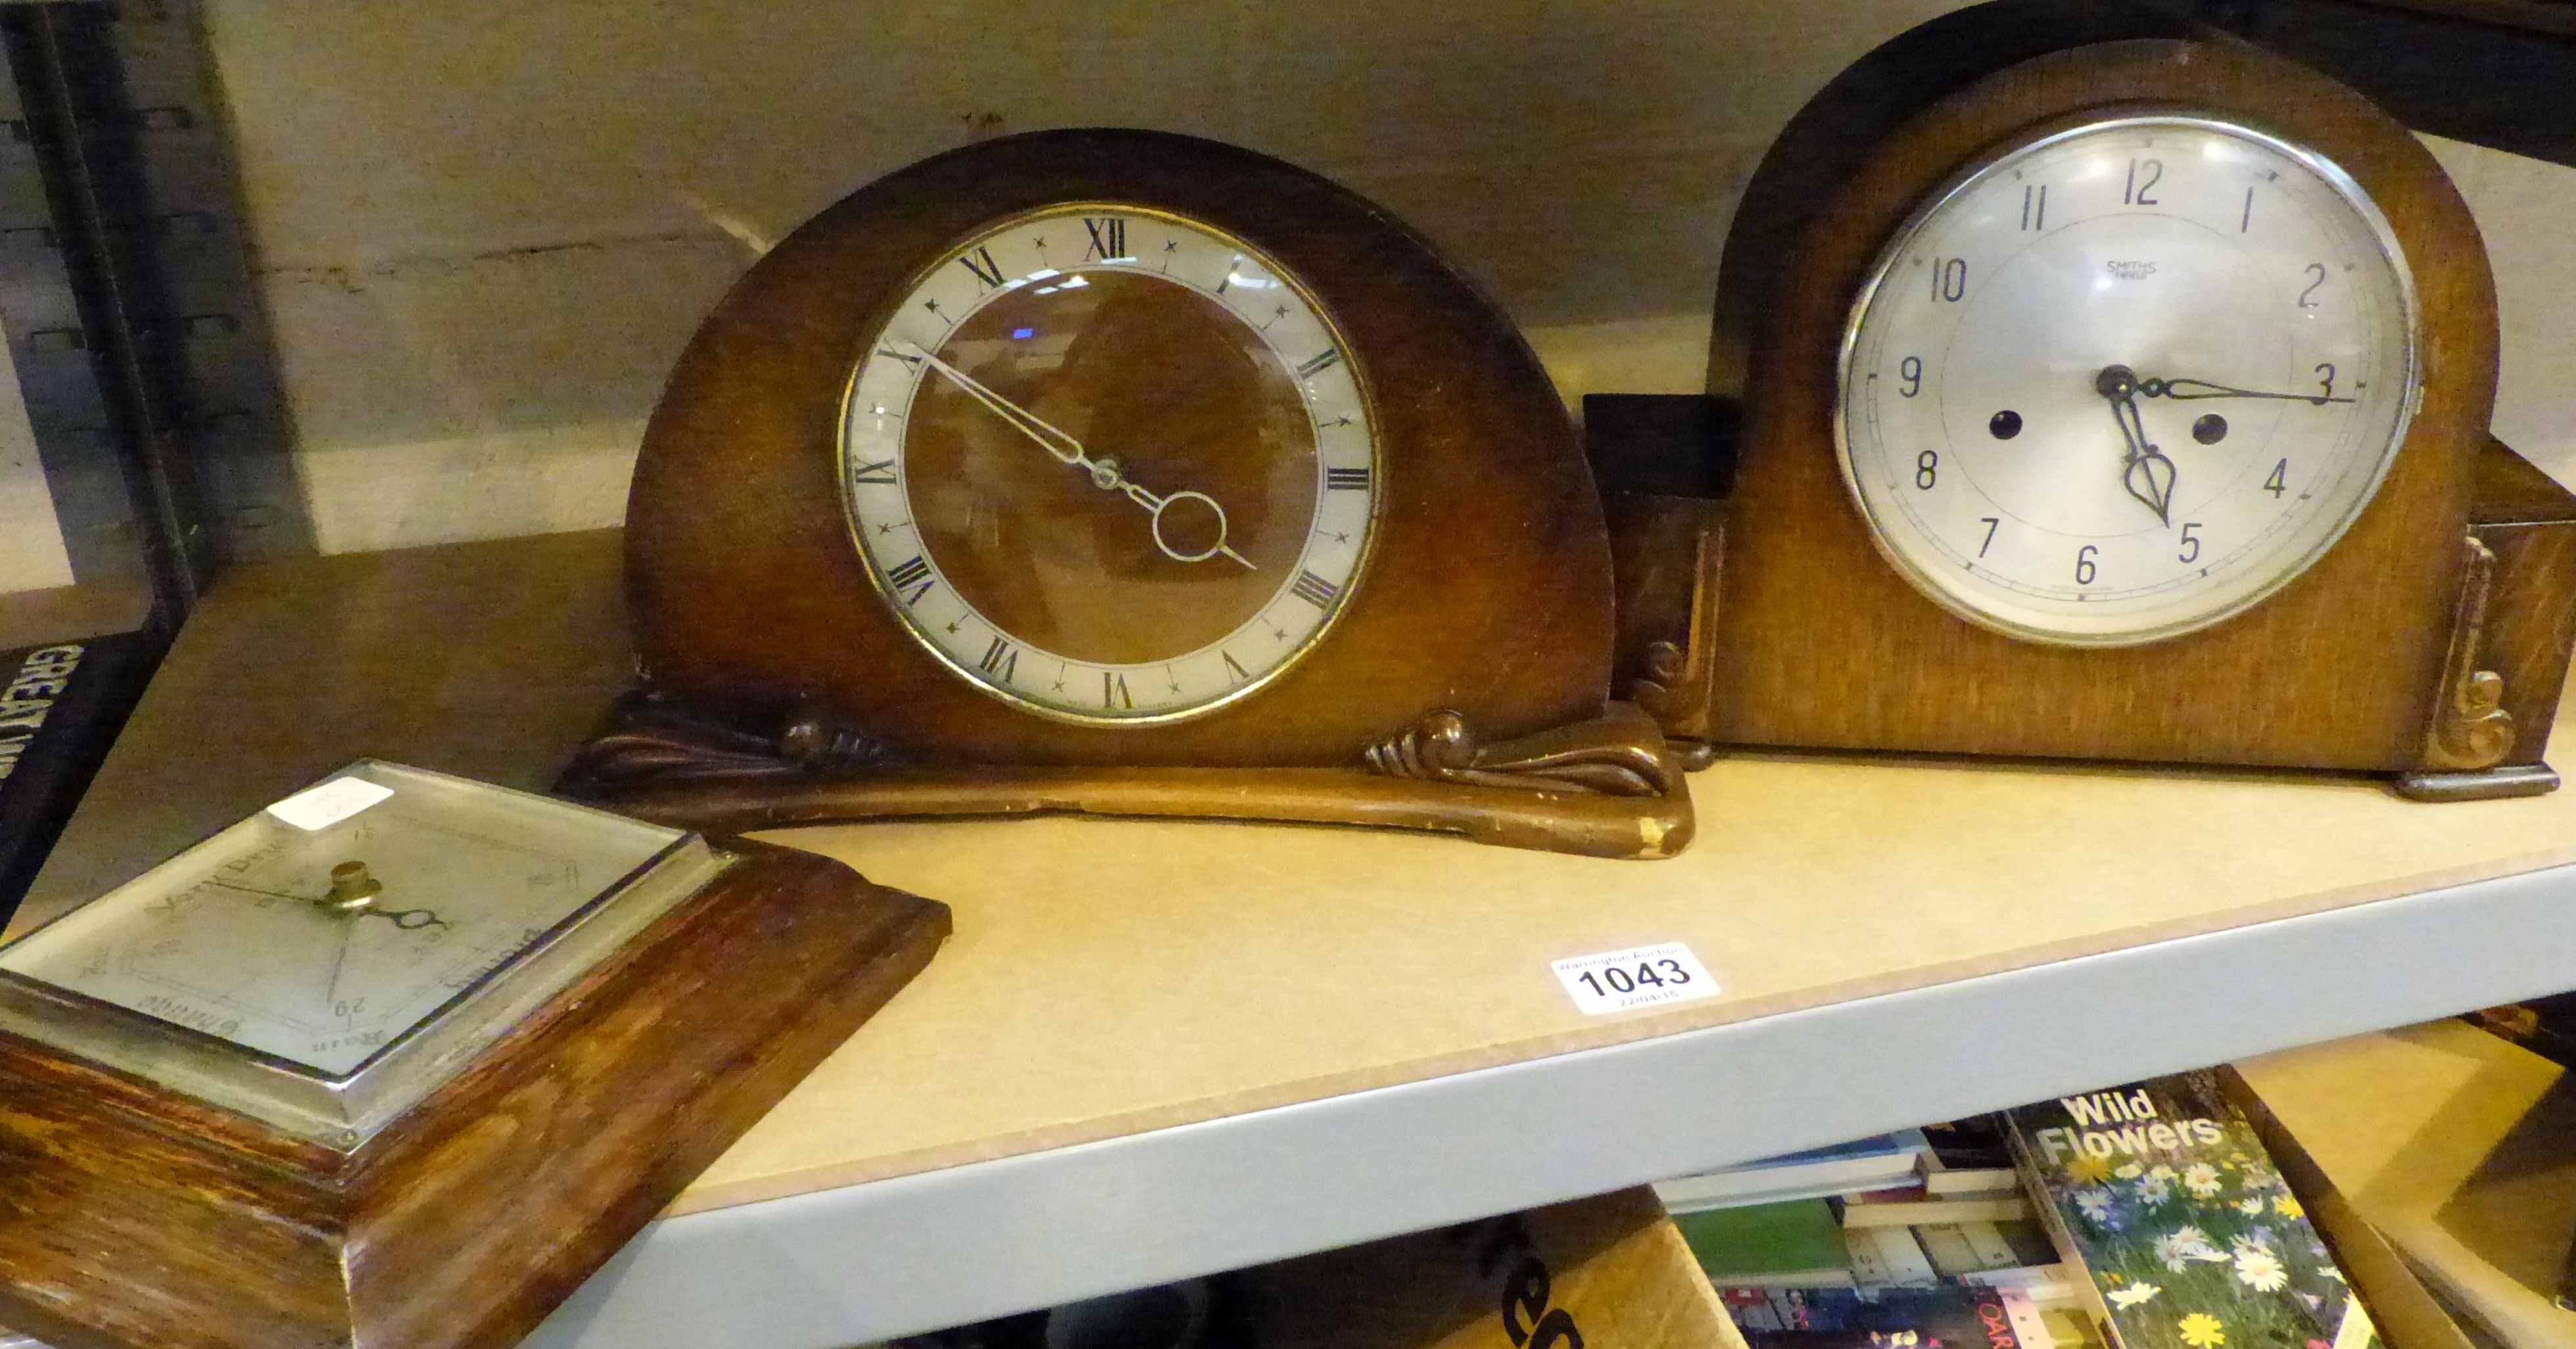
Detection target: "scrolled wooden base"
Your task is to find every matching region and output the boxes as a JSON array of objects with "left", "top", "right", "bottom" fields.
[
  {"left": 561, "top": 697, "right": 1695, "bottom": 859},
  {"left": 558, "top": 690, "right": 894, "bottom": 788},
  {"left": 1361, "top": 705, "right": 1681, "bottom": 797}
]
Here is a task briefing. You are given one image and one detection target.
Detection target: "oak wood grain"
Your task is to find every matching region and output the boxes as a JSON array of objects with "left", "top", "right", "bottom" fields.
[
  {"left": 0, "top": 843, "right": 947, "bottom": 1349},
  {"left": 2471, "top": 440, "right": 2576, "bottom": 766}
]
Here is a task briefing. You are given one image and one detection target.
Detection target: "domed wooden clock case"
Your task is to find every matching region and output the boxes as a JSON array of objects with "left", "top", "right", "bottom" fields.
[
  {"left": 1615, "top": 34, "right": 2576, "bottom": 801},
  {"left": 560, "top": 130, "right": 1692, "bottom": 857}
]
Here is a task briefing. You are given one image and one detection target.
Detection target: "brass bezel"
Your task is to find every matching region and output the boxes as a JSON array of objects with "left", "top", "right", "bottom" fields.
[{"left": 832, "top": 201, "right": 1387, "bottom": 728}]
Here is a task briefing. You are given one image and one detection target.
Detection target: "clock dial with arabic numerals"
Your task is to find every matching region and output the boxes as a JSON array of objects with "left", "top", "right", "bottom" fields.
[
  {"left": 842, "top": 205, "right": 1379, "bottom": 724},
  {"left": 1839, "top": 115, "right": 2419, "bottom": 646}
]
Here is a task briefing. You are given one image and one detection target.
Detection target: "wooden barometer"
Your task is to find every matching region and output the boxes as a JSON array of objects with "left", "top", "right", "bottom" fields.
[
  {"left": 0, "top": 762, "right": 948, "bottom": 1349},
  {"left": 1626, "top": 36, "right": 2576, "bottom": 798},
  {"left": 561, "top": 128, "right": 1692, "bottom": 857}
]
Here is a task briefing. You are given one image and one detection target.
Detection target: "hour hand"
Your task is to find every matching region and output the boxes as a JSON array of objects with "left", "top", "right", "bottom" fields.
[
  {"left": 2124, "top": 450, "right": 2177, "bottom": 528},
  {"left": 2095, "top": 364, "right": 2177, "bottom": 527}
]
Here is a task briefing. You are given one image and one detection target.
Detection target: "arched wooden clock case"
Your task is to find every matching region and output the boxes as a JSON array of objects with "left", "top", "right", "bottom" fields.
[
  {"left": 1619, "top": 35, "right": 2576, "bottom": 800},
  {"left": 561, "top": 130, "right": 1692, "bottom": 857}
]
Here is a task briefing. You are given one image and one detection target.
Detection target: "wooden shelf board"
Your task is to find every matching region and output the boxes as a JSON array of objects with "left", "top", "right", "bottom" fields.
[{"left": 16, "top": 531, "right": 2576, "bottom": 1349}]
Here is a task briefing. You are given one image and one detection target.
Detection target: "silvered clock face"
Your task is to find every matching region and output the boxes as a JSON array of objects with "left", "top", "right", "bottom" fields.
[
  {"left": 840, "top": 204, "right": 1381, "bottom": 724},
  {"left": 1838, "top": 115, "right": 2420, "bottom": 646}
]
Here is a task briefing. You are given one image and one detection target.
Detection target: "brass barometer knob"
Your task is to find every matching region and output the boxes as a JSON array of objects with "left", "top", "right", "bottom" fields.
[{"left": 322, "top": 861, "right": 383, "bottom": 914}]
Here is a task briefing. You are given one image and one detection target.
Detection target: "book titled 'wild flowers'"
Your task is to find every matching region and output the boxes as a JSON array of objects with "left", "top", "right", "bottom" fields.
[{"left": 2003, "top": 1071, "right": 2375, "bottom": 1349}]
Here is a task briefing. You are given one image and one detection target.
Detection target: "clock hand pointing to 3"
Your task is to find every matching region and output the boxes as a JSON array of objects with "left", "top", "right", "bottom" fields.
[
  {"left": 2135, "top": 374, "right": 2358, "bottom": 406},
  {"left": 2095, "top": 364, "right": 2178, "bottom": 527},
  {"left": 888, "top": 339, "right": 1256, "bottom": 570}
]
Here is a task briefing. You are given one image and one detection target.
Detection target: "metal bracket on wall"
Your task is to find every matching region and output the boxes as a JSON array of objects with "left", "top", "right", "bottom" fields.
[
  {"left": 0, "top": 1, "right": 302, "bottom": 929},
  {"left": 0, "top": 0, "right": 306, "bottom": 626}
]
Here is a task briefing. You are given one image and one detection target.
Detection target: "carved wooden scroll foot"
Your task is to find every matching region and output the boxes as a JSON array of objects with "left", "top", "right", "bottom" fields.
[
  {"left": 557, "top": 690, "right": 892, "bottom": 795},
  {"left": 2394, "top": 762, "right": 2560, "bottom": 802},
  {"left": 561, "top": 693, "right": 1694, "bottom": 859},
  {"left": 1620, "top": 515, "right": 1724, "bottom": 747},
  {"left": 2416, "top": 534, "right": 2516, "bottom": 774},
  {"left": 2390, "top": 532, "right": 2560, "bottom": 802},
  {"left": 1361, "top": 703, "right": 1681, "bottom": 797}
]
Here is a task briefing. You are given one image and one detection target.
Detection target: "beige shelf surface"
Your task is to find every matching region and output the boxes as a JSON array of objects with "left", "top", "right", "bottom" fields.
[
  {"left": 688, "top": 734, "right": 2576, "bottom": 1216},
  {"left": 0, "top": 579, "right": 153, "bottom": 651},
  {"left": 13, "top": 530, "right": 2576, "bottom": 1225}
]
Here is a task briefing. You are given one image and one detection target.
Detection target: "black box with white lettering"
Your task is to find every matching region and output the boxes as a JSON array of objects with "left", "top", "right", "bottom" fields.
[{"left": 0, "top": 632, "right": 156, "bottom": 930}]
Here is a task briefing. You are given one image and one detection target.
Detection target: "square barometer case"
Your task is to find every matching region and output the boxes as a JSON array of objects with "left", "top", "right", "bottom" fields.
[{"left": 0, "top": 761, "right": 949, "bottom": 1349}]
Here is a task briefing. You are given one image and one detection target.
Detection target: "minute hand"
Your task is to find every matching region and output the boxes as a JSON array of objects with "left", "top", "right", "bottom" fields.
[
  {"left": 887, "top": 340, "right": 1254, "bottom": 569},
  {"left": 2137, "top": 376, "right": 2356, "bottom": 406}
]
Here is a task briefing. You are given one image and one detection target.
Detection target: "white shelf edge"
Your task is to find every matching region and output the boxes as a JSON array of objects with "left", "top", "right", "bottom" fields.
[{"left": 526, "top": 857, "right": 2576, "bottom": 1349}]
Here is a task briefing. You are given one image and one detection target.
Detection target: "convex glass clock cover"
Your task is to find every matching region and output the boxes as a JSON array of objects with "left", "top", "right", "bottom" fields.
[
  {"left": 1838, "top": 115, "right": 2418, "bottom": 646},
  {"left": 842, "top": 204, "right": 1379, "bottom": 724}
]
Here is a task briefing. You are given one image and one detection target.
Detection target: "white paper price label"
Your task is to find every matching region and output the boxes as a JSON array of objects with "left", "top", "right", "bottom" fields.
[
  {"left": 267, "top": 776, "right": 395, "bottom": 831},
  {"left": 1551, "top": 942, "right": 1718, "bottom": 1015}
]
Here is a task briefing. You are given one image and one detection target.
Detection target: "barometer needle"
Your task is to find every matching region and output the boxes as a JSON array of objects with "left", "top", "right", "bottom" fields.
[
  {"left": 203, "top": 879, "right": 306, "bottom": 903},
  {"left": 205, "top": 876, "right": 448, "bottom": 929},
  {"left": 323, "top": 914, "right": 360, "bottom": 1019}
]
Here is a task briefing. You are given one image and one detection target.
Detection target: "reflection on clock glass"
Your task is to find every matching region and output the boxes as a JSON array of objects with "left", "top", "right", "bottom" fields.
[
  {"left": 1837, "top": 116, "right": 2419, "bottom": 646},
  {"left": 840, "top": 206, "right": 1380, "bottom": 724}
]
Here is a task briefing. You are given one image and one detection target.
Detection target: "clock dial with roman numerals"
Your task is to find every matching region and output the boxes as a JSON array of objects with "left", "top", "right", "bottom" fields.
[
  {"left": 625, "top": 128, "right": 1615, "bottom": 780},
  {"left": 840, "top": 206, "right": 1379, "bottom": 723}
]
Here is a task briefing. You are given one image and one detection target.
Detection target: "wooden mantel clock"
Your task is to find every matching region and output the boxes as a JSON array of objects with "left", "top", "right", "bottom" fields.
[
  {"left": 1624, "top": 36, "right": 2576, "bottom": 799},
  {"left": 0, "top": 761, "right": 947, "bottom": 1349},
  {"left": 559, "top": 128, "right": 1693, "bottom": 859}
]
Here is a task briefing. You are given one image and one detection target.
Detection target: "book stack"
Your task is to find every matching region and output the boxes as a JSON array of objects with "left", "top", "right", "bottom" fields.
[
  {"left": 1693, "top": 1070, "right": 2383, "bottom": 1349},
  {"left": 1657, "top": 1132, "right": 1937, "bottom": 1214},
  {"left": 1678, "top": 1129, "right": 2105, "bottom": 1349},
  {"left": 1721, "top": 1283, "right": 2071, "bottom": 1349}
]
